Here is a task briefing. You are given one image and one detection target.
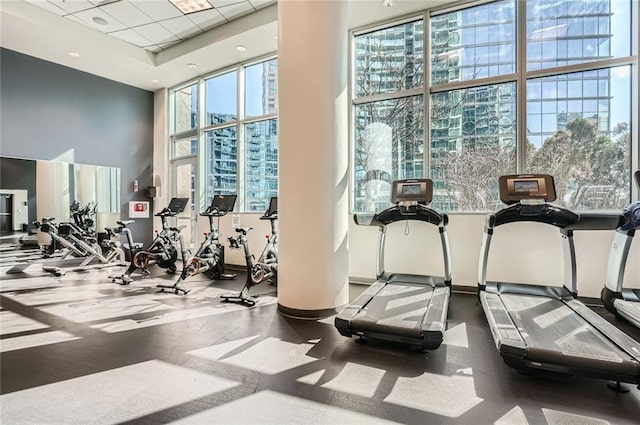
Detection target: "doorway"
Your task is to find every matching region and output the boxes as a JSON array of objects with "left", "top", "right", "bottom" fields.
[{"left": 0, "top": 193, "right": 13, "bottom": 233}]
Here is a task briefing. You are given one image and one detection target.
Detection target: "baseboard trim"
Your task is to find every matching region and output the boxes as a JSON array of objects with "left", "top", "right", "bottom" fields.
[{"left": 277, "top": 303, "right": 344, "bottom": 320}]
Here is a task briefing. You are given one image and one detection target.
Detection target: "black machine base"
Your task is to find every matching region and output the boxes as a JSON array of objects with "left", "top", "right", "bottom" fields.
[
  {"left": 157, "top": 283, "right": 190, "bottom": 295},
  {"left": 220, "top": 291, "right": 256, "bottom": 307}
]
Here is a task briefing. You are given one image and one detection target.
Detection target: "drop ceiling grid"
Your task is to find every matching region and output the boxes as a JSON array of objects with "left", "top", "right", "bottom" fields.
[{"left": 24, "top": 0, "right": 271, "bottom": 51}]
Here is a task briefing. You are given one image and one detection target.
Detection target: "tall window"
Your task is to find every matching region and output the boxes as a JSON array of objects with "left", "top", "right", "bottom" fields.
[
  {"left": 244, "top": 59, "right": 278, "bottom": 212},
  {"left": 170, "top": 57, "right": 278, "bottom": 212},
  {"left": 353, "top": 20, "right": 424, "bottom": 212},
  {"left": 352, "top": 0, "right": 637, "bottom": 212}
]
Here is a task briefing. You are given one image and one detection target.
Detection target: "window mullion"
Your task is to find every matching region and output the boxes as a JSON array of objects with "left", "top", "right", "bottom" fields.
[
  {"left": 424, "top": 10, "right": 431, "bottom": 179},
  {"left": 516, "top": 0, "right": 527, "bottom": 173},
  {"left": 238, "top": 64, "right": 246, "bottom": 212}
]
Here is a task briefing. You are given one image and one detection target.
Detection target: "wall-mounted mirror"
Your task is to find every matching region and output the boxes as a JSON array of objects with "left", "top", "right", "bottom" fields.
[{"left": 0, "top": 156, "right": 120, "bottom": 236}]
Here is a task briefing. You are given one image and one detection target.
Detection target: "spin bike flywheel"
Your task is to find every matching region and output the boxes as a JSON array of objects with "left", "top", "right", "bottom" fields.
[{"left": 156, "top": 245, "right": 178, "bottom": 269}]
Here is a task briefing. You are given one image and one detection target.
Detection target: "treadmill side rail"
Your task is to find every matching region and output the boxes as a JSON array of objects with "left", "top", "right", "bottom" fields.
[
  {"left": 566, "top": 299, "right": 640, "bottom": 362},
  {"left": 335, "top": 279, "right": 387, "bottom": 337},
  {"left": 614, "top": 300, "right": 640, "bottom": 329},
  {"left": 422, "top": 286, "right": 450, "bottom": 333},
  {"left": 479, "top": 292, "right": 526, "bottom": 351}
]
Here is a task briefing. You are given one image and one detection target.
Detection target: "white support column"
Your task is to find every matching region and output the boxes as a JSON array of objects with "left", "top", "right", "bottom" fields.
[{"left": 277, "top": 0, "right": 350, "bottom": 318}]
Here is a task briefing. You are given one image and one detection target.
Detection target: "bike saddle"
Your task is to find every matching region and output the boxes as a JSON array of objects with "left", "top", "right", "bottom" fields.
[
  {"left": 117, "top": 220, "right": 135, "bottom": 226},
  {"left": 235, "top": 227, "right": 253, "bottom": 235}
]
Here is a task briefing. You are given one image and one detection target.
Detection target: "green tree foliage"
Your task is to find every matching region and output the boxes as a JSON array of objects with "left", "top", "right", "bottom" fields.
[{"left": 529, "top": 118, "right": 630, "bottom": 209}]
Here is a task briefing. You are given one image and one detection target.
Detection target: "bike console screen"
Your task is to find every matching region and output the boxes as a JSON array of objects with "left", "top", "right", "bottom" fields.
[{"left": 167, "top": 198, "right": 189, "bottom": 214}]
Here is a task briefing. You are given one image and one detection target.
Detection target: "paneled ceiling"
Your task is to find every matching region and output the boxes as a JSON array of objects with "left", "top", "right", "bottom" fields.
[
  {"left": 1, "top": 1, "right": 452, "bottom": 91},
  {"left": 24, "top": 0, "right": 274, "bottom": 52}
]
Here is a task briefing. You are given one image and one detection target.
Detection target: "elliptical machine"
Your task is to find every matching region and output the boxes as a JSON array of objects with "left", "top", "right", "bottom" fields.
[
  {"left": 158, "top": 195, "right": 237, "bottom": 295},
  {"left": 222, "top": 197, "right": 278, "bottom": 306},
  {"left": 112, "top": 198, "right": 189, "bottom": 285}
]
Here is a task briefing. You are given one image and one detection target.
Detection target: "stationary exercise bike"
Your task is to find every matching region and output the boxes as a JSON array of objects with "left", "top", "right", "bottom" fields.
[
  {"left": 158, "top": 195, "right": 237, "bottom": 295},
  {"left": 222, "top": 197, "right": 278, "bottom": 306},
  {"left": 112, "top": 198, "right": 189, "bottom": 285}
]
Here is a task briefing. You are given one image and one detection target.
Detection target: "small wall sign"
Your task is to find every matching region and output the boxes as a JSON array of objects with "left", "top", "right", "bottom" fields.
[{"left": 129, "top": 201, "right": 150, "bottom": 218}]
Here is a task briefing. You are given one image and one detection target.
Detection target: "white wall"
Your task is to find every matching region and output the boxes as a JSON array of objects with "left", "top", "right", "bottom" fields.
[
  {"left": 152, "top": 68, "right": 639, "bottom": 302},
  {"left": 193, "top": 212, "right": 640, "bottom": 299}
]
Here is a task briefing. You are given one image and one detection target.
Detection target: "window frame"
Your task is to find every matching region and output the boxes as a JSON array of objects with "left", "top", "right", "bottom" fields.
[
  {"left": 169, "top": 53, "right": 278, "bottom": 213},
  {"left": 349, "top": 0, "right": 639, "bottom": 213}
]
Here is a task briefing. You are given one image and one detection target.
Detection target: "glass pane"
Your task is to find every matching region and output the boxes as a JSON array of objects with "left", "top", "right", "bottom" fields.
[
  {"left": 354, "top": 96, "right": 424, "bottom": 213},
  {"left": 430, "top": 83, "right": 517, "bottom": 211},
  {"left": 171, "top": 84, "right": 197, "bottom": 134},
  {"left": 173, "top": 137, "right": 197, "bottom": 158},
  {"left": 431, "top": 0, "right": 515, "bottom": 85},
  {"left": 245, "top": 59, "right": 278, "bottom": 117},
  {"left": 205, "top": 126, "right": 237, "bottom": 206},
  {"left": 174, "top": 162, "right": 196, "bottom": 250},
  {"left": 245, "top": 119, "right": 278, "bottom": 212},
  {"left": 527, "top": 0, "right": 631, "bottom": 71},
  {"left": 526, "top": 67, "right": 632, "bottom": 210},
  {"left": 205, "top": 71, "right": 237, "bottom": 126},
  {"left": 354, "top": 20, "right": 424, "bottom": 98}
]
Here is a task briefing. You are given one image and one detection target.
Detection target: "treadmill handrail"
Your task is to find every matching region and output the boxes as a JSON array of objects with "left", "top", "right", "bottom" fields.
[
  {"left": 565, "top": 212, "right": 623, "bottom": 232},
  {"left": 479, "top": 201, "right": 579, "bottom": 293},
  {"left": 488, "top": 203, "right": 578, "bottom": 229},
  {"left": 354, "top": 204, "right": 447, "bottom": 228}
]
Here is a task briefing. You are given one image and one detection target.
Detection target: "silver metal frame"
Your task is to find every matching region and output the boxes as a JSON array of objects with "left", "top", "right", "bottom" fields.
[
  {"left": 374, "top": 212, "right": 452, "bottom": 283},
  {"left": 477, "top": 213, "right": 579, "bottom": 294},
  {"left": 605, "top": 230, "right": 635, "bottom": 293}
]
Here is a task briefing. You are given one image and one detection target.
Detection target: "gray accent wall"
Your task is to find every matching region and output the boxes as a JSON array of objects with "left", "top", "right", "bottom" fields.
[{"left": 0, "top": 48, "right": 154, "bottom": 244}]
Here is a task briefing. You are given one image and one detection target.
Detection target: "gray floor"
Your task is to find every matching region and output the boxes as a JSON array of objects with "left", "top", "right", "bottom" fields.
[{"left": 1, "top": 262, "right": 640, "bottom": 425}]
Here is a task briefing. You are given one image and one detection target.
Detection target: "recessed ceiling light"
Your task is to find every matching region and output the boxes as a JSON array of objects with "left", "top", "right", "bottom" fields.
[
  {"left": 151, "top": 79, "right": 160, "bottom": 83},
  {"left": 187, "top": 63, "right": 197, "bottom": 69},
  {"left": 68, "top": 51, "right": 80, "bottom": 58},
  {"left": 236, "top": 45, "right": 247, "bottom": 52},
  {"left": 92, "top": 16, "right": 108, "bottom": 25},
  {"left": 169, "top": 0, "right": 213, "bottom": 15}
]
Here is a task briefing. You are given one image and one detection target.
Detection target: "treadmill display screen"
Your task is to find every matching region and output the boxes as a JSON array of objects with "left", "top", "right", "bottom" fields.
[
  {"left": 402, "top": 184, "right": 422, "bottom": 196},
  {"left": 514, "top": 180, "right": 539, "bottom": 193}
]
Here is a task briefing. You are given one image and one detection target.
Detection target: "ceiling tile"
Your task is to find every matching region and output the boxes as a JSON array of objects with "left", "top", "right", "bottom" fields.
[
  {"left": 186, "top": 8, "right": 226, "bottom": 30},
  {"left": 249, "top": 0, "right": 275, "bottom": 11},
  {"left": 133, "top": 22, "right": 179, "bottom": 44},
  {"left": 72, "top": 7, "right": 127, "bottom": 33},
  {"left": 87, "top": 0, "right": 122, "bottom": 5},
  {"left": 208, "top": 0, "right": 249, "bottom": 7},
  {"left": 100, "top": 1, "right": 154, "bottom": 27},
  {"left": 129, "top": 0, "right": 183, "bottom": 21},
  {"left": 110, "top": 28, "right": 153, "bottom": 47},
  {"left": 217, "top": 1, "right": 254, "bottom": 20},
  {"left": 24, "top": 0, "right": 67, "bottom": 15},
  {"left": 47, "top": 0, "right": 95, "bottom": 14},
  {"left": 160, "top": 16, "right": 202, "bottom": 39}
]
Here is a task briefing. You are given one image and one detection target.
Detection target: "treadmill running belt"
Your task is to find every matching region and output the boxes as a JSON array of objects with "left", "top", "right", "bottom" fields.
[
  {"left": 501, "top": 294, "right": 631, "bottom": 363},
  {"left": 351, "top": 283, "right": 434, "bottom": 338}
]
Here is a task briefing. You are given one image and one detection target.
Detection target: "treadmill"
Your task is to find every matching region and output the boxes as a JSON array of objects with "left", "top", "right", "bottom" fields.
[
  {"left": 601, "top": 171, "right": 640, "bottom": 327},
  {"left": 479, "top": 174, "right": 640, "bottom": 388},
  {"left": 335, "top": 179, "right": 452, "bottom": 350}
]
